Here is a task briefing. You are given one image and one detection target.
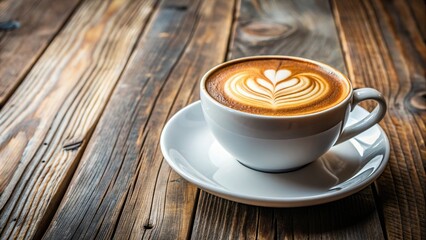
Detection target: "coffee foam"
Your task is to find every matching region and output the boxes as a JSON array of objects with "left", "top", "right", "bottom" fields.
[{"left": 205, "top": 59, "right": 350, "bottom": 116}]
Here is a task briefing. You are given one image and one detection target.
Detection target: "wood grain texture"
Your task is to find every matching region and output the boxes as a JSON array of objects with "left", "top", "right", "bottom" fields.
[
  {"left": 0, "top": 0, "right": 82, "bottom": 106},
  {"left": 333, "top": 0, "right": 426, "bottom": 239},
  {"left": 408, "top": 0, "right": 426, "bottom": 41},
  {"left": 191, "top": 0, "right": 385, "bottom": 239},
  {"left": 0, "top": 0, "right": 422, "bottom": 239},
  {"left": 228, "top": 0, "right": 345, "bottom": 70},
  {"left": 43, "top": 0, "right": 235, "bottom": 239},
  {"left": 0, "top": 0, "right": 158, "bottom": 238},
  {"left": 193, "top": 191, "right": 383, "bottom": 240}
]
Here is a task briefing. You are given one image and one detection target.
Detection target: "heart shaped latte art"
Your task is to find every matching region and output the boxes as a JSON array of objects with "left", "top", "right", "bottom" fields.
[{"left": 224, "top": 69, "right": 331, "bottom": 109}]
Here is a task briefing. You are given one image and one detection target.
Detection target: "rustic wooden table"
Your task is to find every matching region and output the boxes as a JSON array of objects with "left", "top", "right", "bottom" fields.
[{"left": 0, "top": 0, "right": 425, "bottom": 239}]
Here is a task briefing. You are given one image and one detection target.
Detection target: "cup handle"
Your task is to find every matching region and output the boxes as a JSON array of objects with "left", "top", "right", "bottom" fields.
[{"left": 335, "top": 88, "right": 387, "bottom": 145}]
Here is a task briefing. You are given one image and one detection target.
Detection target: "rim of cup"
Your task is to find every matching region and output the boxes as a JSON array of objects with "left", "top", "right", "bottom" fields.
[{"left": 200, "top": 55, "right": 354, "bottom": 119}]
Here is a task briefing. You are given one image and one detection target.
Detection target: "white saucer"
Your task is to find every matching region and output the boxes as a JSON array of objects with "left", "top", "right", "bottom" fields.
[{"left": 160, "top": 101, "right": 390, "bottom": 207}]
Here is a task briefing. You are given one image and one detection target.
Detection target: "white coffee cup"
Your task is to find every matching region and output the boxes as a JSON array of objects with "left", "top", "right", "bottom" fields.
[{"left": 200, "top": 56, "right": 387, "bottom": 172}]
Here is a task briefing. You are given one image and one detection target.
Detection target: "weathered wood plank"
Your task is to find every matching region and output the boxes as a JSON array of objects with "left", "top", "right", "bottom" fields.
[
  {"left": 408, "top": 0, "right": 426, "bottom": 41},
  {"left": 333, "top": 0, "right": 425, "bottom": 239},
  {"left": 228, "top": 0, "right": 345, "bottom": 71},
  {"left": 0, "top": 0, "right": 159, "bottom": 238},
  {"left": 192, "top": 194, "right": 258, "bottom": 239},
  {"left": 191, "top": 0, "right": 385, "bottom": 239},
  {"left": 0, "top": 0, "right": 82, "bottom": 106},
  {"left": 43, "top": 0, "right": 235, "bottom": 239}
]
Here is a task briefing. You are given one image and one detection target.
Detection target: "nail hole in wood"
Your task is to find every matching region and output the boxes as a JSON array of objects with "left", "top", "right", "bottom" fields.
[{"left": 144, "top": 223, "right": 154, "bottom": 229}]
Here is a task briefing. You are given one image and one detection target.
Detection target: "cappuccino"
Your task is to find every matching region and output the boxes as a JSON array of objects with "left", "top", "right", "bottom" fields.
[{"left": 205, "top": 58, "right": 350, "bottom": 116}]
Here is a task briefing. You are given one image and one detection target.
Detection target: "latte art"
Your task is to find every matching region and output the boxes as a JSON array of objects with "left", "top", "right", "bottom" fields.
[
  {"left": 224, "top": 69, "right": 330, "bottom": 109},
  {"left": 205, "top": 58, "right": 350, "bottom": 116}
]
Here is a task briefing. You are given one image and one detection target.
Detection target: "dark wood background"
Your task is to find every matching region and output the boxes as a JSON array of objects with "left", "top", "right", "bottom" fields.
[{"left": 0, "top": 0, "right": 424, "bottom": 239}]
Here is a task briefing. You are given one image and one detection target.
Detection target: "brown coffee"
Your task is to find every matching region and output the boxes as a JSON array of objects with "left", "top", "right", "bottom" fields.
[{"left": 205, "top": 58, "right": 350, "bottom": 116}]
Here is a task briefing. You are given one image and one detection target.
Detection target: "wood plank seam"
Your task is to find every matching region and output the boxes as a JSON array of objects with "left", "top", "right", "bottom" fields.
[
  {"left": 141, "top": 4, "right": 204, "bottom": 239},
  {"left": 122, "top": 0, "right": 234, "bottom": 238},
  {"left": 187, "top": 0, "right": 239, "bottom": 238},
  {"left": 225, "top": 0, "right": 241, "bottom": 60},
  {"left": 372, "top": 182, "right": 389, "bottom": 239}
]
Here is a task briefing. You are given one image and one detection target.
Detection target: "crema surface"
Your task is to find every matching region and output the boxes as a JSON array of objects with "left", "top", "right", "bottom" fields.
[{"left": 205, "top": 59, "right": 350, "bottom": 116}]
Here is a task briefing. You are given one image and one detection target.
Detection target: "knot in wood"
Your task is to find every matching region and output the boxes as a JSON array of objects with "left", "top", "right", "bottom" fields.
[
  {"left": 240, "top": 21, "right": 292, "bottom": 42},
  {"left": 62, "top": 140, "right": 83, "bottom": 151},
  {"left": 410, "top": 91, "right": 426, "bottom": 111}
]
